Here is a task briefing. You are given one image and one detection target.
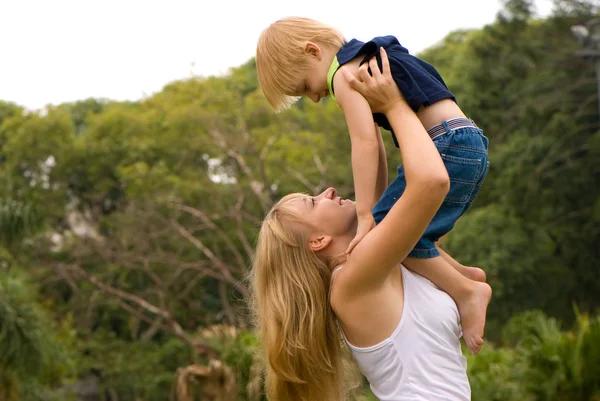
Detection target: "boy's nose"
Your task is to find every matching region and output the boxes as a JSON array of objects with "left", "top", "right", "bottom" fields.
[{"left": 308, "top": 93, "right": 320, "bottom": 103}]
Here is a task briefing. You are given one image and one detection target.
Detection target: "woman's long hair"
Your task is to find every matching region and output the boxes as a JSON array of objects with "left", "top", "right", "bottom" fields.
[{"left": 249, "top": 194, "right": 344, "bottom": 401}]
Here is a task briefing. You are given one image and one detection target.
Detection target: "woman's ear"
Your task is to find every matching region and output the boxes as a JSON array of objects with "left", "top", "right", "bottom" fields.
[{"left": 308, "top": 234, "right": 332, "bottom": 252}]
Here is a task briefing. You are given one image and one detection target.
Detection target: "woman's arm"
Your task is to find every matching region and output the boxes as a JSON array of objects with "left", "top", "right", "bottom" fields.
[{"left": 339, "top": 48, "right": 449, "bottom": 293}]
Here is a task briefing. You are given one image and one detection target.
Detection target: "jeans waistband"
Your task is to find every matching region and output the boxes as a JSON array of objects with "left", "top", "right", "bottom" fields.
[{"left": 427, "top": 118, "right": 479, "bottom": 140}]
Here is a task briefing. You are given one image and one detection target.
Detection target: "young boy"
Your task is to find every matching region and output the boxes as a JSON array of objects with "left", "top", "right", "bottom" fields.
[{"left": 256, "top": 17, "right": 491, "bottom": 354}]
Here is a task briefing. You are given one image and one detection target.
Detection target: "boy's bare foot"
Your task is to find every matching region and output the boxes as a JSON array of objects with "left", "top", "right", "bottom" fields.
[
  {"left": 462, "top": 266, "right": 486, "bottom": 282},
  {"left": 458, "top": 282, "right": 492, "bottom": 355},
  {"left": 452, "top": 263, "right": 487, "bottom": 282}
]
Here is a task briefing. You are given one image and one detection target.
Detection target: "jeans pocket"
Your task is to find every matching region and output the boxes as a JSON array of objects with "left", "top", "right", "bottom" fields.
[{"left": 441, "top": 153, "right": 483, "bottom": 204}]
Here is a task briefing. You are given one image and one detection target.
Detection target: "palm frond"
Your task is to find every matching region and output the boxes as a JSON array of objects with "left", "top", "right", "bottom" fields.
[
  {"left": 0, "top": 276, "right": 51, "bottom": 376},
  {"left": 0, "top": 198, "right": 43, "bottom": 246}
]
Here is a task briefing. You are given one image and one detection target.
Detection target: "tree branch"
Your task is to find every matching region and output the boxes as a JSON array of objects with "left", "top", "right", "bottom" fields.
[{"left": 68, "top": 263, "right": 197, "bottom": 347}]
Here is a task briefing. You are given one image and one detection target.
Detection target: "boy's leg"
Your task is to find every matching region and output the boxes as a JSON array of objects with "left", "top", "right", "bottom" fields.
[
  {"left": 373, "top": 126, "right": 491, "bottom": 353},
  {"left": 403, "top": 256, "right": 491, "bottom": 355},
  {"left": 436, "top": 244, "right": 486, "bottom": 282}
]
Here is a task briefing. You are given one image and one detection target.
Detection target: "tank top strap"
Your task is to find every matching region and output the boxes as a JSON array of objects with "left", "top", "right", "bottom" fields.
[{"left": 331, "top": 264, "right": 344, "bottom": 277}]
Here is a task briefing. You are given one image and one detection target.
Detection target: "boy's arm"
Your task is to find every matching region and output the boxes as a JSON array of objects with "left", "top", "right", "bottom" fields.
[
  {"left": 334, "top": 69, "right": 380, "bottom": 253},
  {"left": 375, "top": 124, "right": 388, "bottom": 202}
]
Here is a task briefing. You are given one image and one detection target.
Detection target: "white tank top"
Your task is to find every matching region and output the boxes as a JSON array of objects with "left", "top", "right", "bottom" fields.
[{"left": 338, "top": 265, "right": 470, "bottom": 401}]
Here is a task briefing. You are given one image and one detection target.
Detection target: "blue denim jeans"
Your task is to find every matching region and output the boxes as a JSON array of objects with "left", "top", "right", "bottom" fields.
[{"left": 372, "top": 122, "right": 489, "bottom": 258}]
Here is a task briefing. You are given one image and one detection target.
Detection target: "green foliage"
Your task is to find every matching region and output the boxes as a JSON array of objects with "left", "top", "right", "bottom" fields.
[
  {"left": 466, "top": 310, "right": 600, "bottom": 401},
  {"left": 0, "top": 274, "right": 53, "bottom": 376},
  {"left": 467, "top": 345, "right": 533, "bottom": 401},
  {"left": 517, "top": 311, "right": 600, "bottom": 401},
  {"left": 0, "top": 1, "right": 598, "bottom": 399},
  {"left": 76, "top": 332, "right": 189, "bottom": 401},
  {"left": 193, "top": 325, "right": 263, "bottom": 400},
  {"left": 424, "top": 0, "right": 600, "bottom": 328},
  {"left": 0, "top": 198, "right": 43, "bottom": 246},
  {"left": 0, "top": 272, "right": 77, "bottom": 400}
]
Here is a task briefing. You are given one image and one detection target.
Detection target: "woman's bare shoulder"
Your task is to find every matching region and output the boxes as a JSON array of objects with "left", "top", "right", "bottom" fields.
[{"left": 329, "top": 257, "right": 397, "bottom": 313}]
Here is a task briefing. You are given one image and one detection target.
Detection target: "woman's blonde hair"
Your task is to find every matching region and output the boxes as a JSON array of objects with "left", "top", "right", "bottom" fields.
[
  {"left": 249, "top": 193, "right": 345, "bottom": 401},
  {"left": 256, "top": 17, "right": 345, "bottom": 112}
]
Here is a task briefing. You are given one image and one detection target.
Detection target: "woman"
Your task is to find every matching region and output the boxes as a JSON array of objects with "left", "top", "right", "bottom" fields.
[{"left": 250, "top": 50, "right": 474, "bottom": 401}]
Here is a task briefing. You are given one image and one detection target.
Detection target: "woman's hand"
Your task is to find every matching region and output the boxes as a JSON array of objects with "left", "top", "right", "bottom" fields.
[
  {"left": 346, "top": 214, "right": 376, "bottom": 255},
  {"left": 342, "top": 47, "right": 405, "bottom": 115}
]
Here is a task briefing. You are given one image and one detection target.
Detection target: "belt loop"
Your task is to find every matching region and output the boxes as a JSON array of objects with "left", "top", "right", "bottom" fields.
[{"left": 441, "top": 120, "right": 452, "bottom": 134}]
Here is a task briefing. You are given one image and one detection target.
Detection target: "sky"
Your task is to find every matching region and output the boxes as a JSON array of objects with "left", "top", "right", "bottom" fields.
[{"left": 0, "top": 0, "right": 554, "bottom": 110}]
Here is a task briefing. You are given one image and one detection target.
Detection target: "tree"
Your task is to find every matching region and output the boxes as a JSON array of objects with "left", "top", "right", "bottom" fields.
[
  {"left": 1, "top": 1, "right": 599, "bottom": 398},
  {"left": 421, "top": 0, "right": 600, "bottom": 327}
]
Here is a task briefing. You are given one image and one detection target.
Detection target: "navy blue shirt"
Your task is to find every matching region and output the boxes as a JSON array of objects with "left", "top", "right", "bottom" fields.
[{"left": 327, "top": 36, "right": 456, "bottom": 147}]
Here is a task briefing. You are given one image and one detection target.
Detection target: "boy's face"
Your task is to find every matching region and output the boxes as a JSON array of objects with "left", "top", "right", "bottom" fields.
[{"left": 293, "top": 42, "right": 332, "bottom": 103}]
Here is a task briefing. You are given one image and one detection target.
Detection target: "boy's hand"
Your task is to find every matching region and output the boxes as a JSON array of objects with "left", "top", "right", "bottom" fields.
[{"left": 346, "top": 214, "right": 376, "bottom": 255}]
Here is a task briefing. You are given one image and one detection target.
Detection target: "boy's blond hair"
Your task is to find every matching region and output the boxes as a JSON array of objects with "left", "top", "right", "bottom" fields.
[{"left": 256, "top": 17, "right": 345, "bottom": 112}]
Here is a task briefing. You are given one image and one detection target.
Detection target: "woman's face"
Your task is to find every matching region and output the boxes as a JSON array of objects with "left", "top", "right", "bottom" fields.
[{"left": 286, "top": 187, "right": 357, "bottom": 238}]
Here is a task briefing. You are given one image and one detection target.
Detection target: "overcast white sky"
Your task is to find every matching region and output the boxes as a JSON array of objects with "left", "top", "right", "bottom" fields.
[{"left": 1, "top": 0, "right": 554, "bottom": 110}]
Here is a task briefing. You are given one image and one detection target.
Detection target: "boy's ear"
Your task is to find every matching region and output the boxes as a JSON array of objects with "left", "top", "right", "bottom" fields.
[
  {"left": 308, "top": 234, "right": 332, "bottom": 252},
  {"left": 304, "top": 42, "right": 321, "bottom": 59}
]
